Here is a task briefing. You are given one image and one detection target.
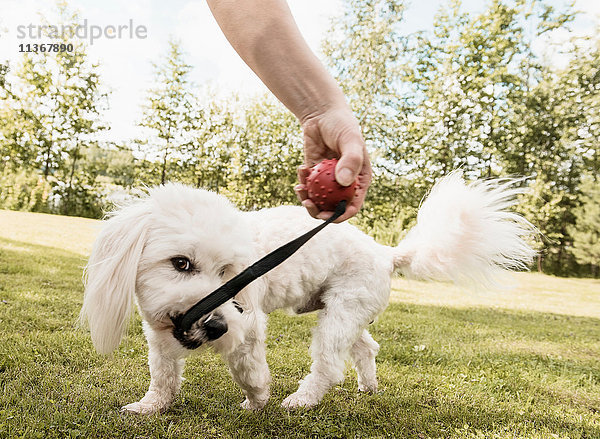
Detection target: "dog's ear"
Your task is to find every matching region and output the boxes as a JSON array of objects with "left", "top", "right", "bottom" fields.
[{"left": 80, "top": 202, "right": 150, "bottom": 355}]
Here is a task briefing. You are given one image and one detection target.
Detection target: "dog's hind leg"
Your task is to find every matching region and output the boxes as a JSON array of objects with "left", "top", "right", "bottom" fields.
[
  {"left": 224, "top": 312, "right": 271, "bottom": 410},
  {"left": 351, "top": 329, "right": 379, "bottom": 393},
  {"left": 282, "top": 291, "right": 375, "bottom": 409}
]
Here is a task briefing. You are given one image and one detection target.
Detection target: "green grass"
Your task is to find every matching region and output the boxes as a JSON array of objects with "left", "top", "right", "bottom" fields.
[{"left": 1, "top": 209, "right": 600, "bottom": 438}]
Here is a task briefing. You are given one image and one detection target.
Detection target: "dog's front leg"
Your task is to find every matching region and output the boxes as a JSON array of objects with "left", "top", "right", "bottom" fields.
[
  {"left": 121, "top": 323, "right": 187, "bottom": 415},
  {"left": 223, "top": 312, "right": 271, "bottom": 410}
]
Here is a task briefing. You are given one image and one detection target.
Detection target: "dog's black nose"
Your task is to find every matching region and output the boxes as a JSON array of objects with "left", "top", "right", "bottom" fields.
[{"left": 203, "top": 314, "right": 228, "bottom": 340}]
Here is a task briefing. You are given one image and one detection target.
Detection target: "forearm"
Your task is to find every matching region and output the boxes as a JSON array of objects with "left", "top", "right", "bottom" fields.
[{"left": 207, "top": 0, "right": 347, "bottom": 123}]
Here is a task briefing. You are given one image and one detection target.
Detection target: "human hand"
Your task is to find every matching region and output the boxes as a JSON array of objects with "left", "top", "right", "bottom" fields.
[{"left": 294, "top": 107, "right": 372, "bottom": 223}]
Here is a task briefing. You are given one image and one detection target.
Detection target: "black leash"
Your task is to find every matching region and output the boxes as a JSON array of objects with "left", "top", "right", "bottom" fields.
[{"left": 171, "top": 201, "right": 347, "bottom": 345}]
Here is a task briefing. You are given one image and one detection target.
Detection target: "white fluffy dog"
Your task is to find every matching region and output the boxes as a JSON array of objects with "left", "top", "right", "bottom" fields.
[{"left": 80, "top": 173, "right": 534, "bottom": 413}]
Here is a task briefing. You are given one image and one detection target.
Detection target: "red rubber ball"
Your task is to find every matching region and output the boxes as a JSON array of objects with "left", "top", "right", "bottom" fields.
[{"left": 306, "top": 158, "right": 357, "bottom": 212}]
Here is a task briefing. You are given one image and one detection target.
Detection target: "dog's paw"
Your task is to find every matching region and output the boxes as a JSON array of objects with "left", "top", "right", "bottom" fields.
[
  {"left": 358, "top": 382, "right": 378, "bottom": 393},
  {"left": 240, "top": 398, "right": 267, "bottom": 411},
  {"left": 358, "top": 377, "right": 378, "bottom": 393},
  {"left": 120, "top": 401, "right": 163, "bottom": 415},
  {"left": 281, "top": 392, "right": 318, "bottom": 409}
]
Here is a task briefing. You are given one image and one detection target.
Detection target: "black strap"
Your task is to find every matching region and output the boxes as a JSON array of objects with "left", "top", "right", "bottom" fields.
[{"left": 172, "top": 201, "right": 347, "bottom": 338}]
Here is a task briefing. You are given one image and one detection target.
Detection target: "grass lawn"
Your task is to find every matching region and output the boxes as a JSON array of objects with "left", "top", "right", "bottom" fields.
[{"left": 1, "top": 209, "right": 599, "bottom": 438}]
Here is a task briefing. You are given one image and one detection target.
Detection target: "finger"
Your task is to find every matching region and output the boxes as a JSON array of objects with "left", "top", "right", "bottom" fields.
[
  {"left": 316, "top": 211, "right": 336, "bottom": 220},
  {"left": 335, "top": 189, "right": 365, "bottom": 223},
  {"left": 301, "top": 199, "right": 321, "bottom": 219},
  {"left": 294, "top": 184, "right": 308, "bottom": 203},
  {"left": 335, "top": 134, "right": 365, "bottom": 186},
  {"left": 334, "top": 162, "right": 372, "bottom": 223},
  {"left": 297, "top": 165, "right": 310, "bottom": 184},
  {"left": 332, "top": 204, "right": 358, "bottom": 223}
]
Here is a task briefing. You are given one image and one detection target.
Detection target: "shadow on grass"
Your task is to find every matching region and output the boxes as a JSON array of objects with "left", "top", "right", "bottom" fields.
[
  {"left": 1, "top": 237, "right": 600, "bottom": 438},
  {"left": 0, "top": 236, "right": 87, "bottom": 286}
]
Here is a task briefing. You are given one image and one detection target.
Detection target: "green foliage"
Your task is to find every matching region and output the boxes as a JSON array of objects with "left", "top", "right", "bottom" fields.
[
  {"left": 135, "top": 43, "right": 302, "bottom": 207},
  {"left": 516, "top": 177, "right": 576, "bottom": 274},
  {"left": 323, "top": 0, "right": 406, "bottom": 135},
  {"left": 0, "top": 0, "right": 598, "bottom": 275},
  {"left": 401, "top": 0, "right": 533, "bottom": 180},
  {"left": 0, "top": 170, "right": 51, "bottom": 212},
  {"left": 0, "top": 61, "right": 8, "bottom": 89},
  {"left": 225, "top": 96, "right": 303, "bottom": 210},
  {"left": 568, "top": 175, "right": 600, "bottom": 276},
  {"left": 84, "top": 144, "right": 137, "bottom": 189},
  {"left": 137, "top": 39, "right": 198, "bottom": 185},
  {"left": 325, "top": 0, "right": 598, "bottom": 274},
  {"left": 507, "top": 34, "right": 599, "bottom": 275},
  {"left": 0, "top": 3, "right": 108, "bottom": 217},
  {"left": 180, "top": 89, "right": 237, "bottom": 191},
  {"left": 322, "top": 0, "right": 418, "bottom": 237}
]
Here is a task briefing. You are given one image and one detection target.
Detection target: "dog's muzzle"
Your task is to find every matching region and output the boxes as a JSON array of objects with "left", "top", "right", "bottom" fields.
[
  {"left": 203, "top": 314, "right": 228, "bottom": 340},
  {"left": 170, "top": 312, "right": 229, "bottom": 350}
]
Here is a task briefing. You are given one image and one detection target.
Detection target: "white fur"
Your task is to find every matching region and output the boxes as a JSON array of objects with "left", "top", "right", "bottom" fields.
[
  {"left": 394, "top": 172, "right": 536, "bottom": 288},
  {"left": 80, "top": 174, "right": 534, "bottom": 412}
]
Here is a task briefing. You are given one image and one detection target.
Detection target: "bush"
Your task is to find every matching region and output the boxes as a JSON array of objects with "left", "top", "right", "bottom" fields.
[{"left": 0, "top": 170, "right": 51, "bottom": 213}]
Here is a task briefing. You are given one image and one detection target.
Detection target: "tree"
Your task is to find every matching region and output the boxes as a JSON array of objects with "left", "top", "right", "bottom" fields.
[
  {"left": 0, "top": 62, "right": 8, "bottom": 89},
  {"left": 510, "top": 28, "right": 598, "bottom": 273},
  {"left": 226, "top": 95, "right": 303, "bottom": 210},
  {"left": 323, "top": 0, "right": 418, "bottom": 241},
  {"left": 138, "top": 40, "right": 198, "bottom": 185},
  {"left": 323, "top": 0, "right": 406, "bottom": 139},
  {"left": 0, "top": 3, "right": 108, "bottom": 216},
  {"left": 0, "top": 61, "right": 17, "bottom": 169},
  {"left": 54, "top": 40, "right": 109, "bottom": 215},
  {"left": 180, "top": 89, "right": 237, "bottom": 192},
  {"left": 568, "top": 176, "right": 600, "bottom": 277}
]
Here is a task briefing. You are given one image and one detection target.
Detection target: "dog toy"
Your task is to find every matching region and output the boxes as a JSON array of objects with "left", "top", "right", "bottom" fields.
[{"left": 306, "top": 158, "right": 357, "bottom": 211}]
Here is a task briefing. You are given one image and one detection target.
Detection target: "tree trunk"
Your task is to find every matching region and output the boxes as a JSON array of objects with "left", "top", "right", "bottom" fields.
[
  {"left": 63, "top": 151, "right": 79, "bottom": 215},
  {"left": 537, "top": 254, "right": 543, "bottom": 273},
  {"left": 43, "top": 141, "right": 52, "bottom": 179},
  {"left": 555, "top": 245, "right": 563, "bottom": 274},
  {"left": 44, "top": 98, "right": 58, "bottom": 179},
  {"left": 161, "top": 151, "right": 168, "bottom": 185}
]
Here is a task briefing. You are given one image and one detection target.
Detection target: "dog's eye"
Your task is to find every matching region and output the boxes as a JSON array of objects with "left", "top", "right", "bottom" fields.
[
  {"left": 171, "top": 257, "right": 193, "bottom": 273},
  {"left": 218, "top": 265, "right": 229, "bottom": 278}
]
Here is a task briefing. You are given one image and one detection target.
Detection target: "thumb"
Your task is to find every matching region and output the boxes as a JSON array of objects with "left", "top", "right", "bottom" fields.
[{"left": 335, "top": 135, "right": 364, "bottom": 187}]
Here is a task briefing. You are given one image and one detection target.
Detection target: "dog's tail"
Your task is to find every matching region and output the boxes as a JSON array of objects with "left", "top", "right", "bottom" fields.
[{"left": 392, "top": 171, "right": 536, "bottom": 289}]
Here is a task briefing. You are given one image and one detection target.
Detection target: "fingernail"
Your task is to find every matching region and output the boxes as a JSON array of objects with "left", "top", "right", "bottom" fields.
[{"left": 336, "top": 167, "right": 355, "bottom": 186}]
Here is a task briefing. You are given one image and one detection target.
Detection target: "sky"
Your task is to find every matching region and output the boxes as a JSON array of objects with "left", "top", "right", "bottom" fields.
[{"left": 0, "top": 0, "right": 598, "bottom": 143}]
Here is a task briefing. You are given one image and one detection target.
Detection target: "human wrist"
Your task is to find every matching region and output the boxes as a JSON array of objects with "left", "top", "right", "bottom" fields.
[{"left": 296, "top": 82, "right": 349, "bottom": 126}]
